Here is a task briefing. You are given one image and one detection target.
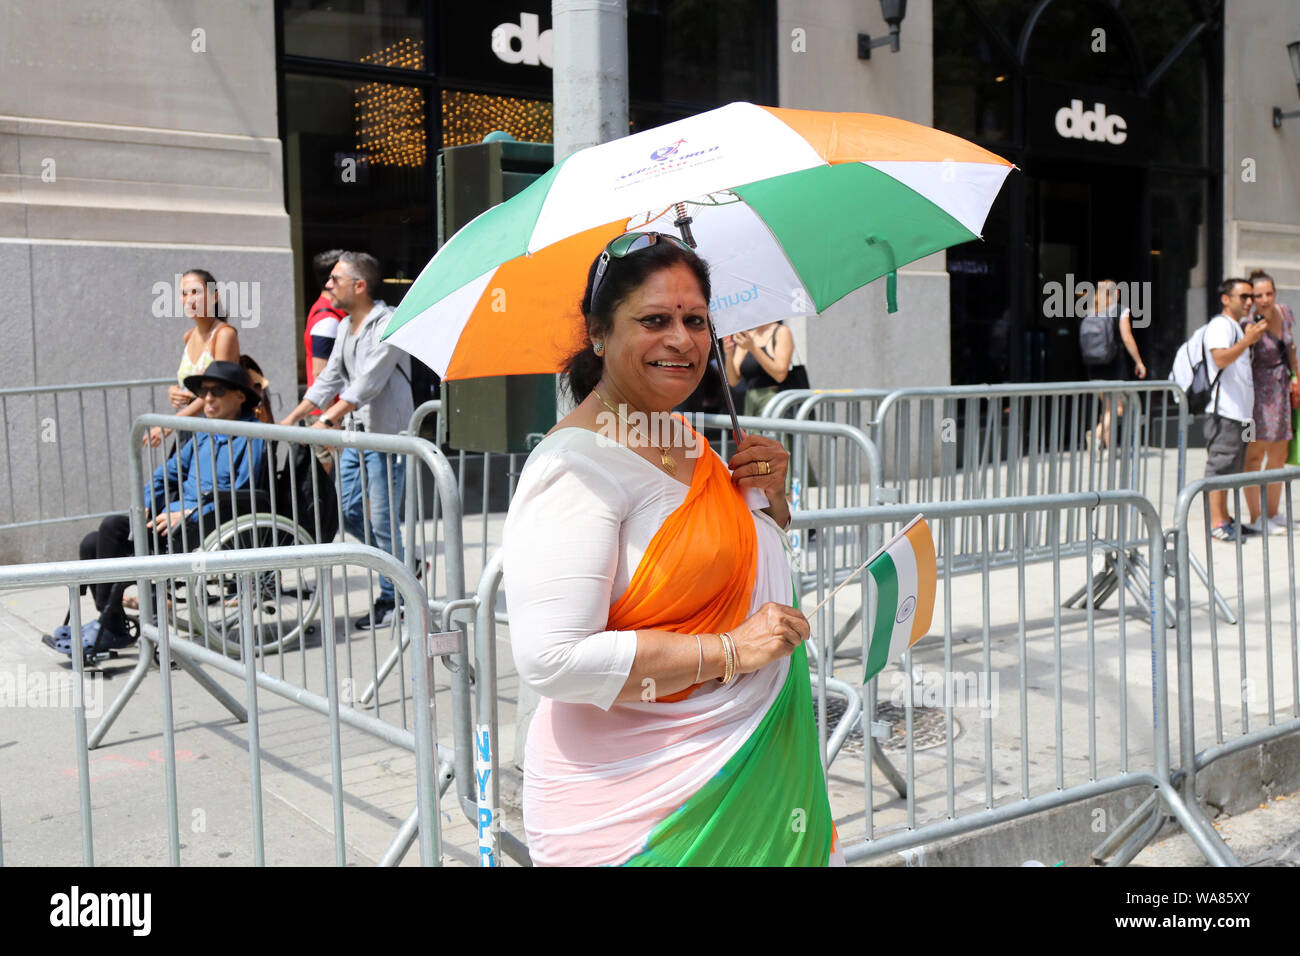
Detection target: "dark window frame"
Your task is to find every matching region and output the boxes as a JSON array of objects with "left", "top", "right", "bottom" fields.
[{"left": 934, "top": 0, "right": 1224, "bottom": 384}]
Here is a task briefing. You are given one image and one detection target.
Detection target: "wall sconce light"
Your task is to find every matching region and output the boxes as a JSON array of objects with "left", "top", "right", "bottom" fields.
[
  {"left": 1273, "top": 40, "right": 1300, "bottom": 127},
  {"left": 858, "top": 0, "right": 907, "bottom": 59}
]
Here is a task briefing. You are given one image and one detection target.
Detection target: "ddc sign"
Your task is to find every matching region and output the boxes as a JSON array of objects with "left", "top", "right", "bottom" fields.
[
  {"left": 492, "top": 12, "right": 554, "bottom": 68},
  {"left": 1054, "top": 99, "right": 1127, "bottom": 145}
]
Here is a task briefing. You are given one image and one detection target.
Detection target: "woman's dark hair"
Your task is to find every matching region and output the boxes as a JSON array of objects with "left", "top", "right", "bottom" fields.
[
  {"left": 562, "top": 239, "right": 712, "bottom": 403},
  {"left": 1249, "top": 269, "right": 1276, "bottom": 289},
  {"left": 238, "top": 354, "right": 273, "bottom": 420},
  {"left": 183, "top": 268, "right": 226, "bottom": 320}
]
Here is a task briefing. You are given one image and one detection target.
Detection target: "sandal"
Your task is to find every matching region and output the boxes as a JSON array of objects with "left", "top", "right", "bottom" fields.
[
  {"left": 41, "top": 624, "right": 74, "bottom": 653},
  {"left": 42, "top": 621, "right": 101, "bottom": 656},
  {"left": 41, "top": 620, "right": 135, "bottom": 659}
]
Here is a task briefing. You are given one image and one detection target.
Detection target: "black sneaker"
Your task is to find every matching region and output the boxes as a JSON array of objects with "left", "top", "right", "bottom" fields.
[{"left": 354, "top": 599, "right": 396, "bottom": 630}]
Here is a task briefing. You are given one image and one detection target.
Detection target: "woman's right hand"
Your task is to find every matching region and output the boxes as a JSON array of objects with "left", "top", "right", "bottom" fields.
[
  {"left": 142, "top": 425, "right": 170, "bottom": 448},
  {"left": 168, "top": 384, "right": 193, "bottom": 410},
  {"left": 728, "top": 602, "right": 809, "bottom": 675}
]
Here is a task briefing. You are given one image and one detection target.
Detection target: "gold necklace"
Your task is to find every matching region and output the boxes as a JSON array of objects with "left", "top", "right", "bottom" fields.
[{"left": 595, "top": 390, "right": 677, "bottom": 476}]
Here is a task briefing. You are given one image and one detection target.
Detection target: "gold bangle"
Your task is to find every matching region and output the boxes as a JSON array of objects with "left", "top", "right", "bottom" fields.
[
  {"left": 720, "top": 632, "right": 736, "bottom": 685},
  {"left": 717, "top": 633, "right": 730, "bottom": 685}
]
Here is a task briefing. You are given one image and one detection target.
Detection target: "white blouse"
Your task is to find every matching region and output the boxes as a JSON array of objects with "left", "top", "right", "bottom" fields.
[{"left": 501, "top": 427, "right": 790, "bottom": 711}]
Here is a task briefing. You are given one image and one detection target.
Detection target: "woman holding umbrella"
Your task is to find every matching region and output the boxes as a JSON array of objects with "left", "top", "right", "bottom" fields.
[{"left": 502, "top": 233, "right": 838, "bottom": 866}]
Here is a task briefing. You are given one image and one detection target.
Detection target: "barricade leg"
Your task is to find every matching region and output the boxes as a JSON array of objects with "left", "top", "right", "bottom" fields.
[
  {"left": 870, "top": 738, "right": 908, "bottom": 799},
  {"left": 87, "top": 632, "right": 248, "bottom": 749},
  {"left": 169, "top": 644, "right": 249, "bottom": 721},
  {"left": 1092, "top": 790, "right": 1161, "bottom": 864},
  {"left": 239, "top": 577, "right": 267, "bottom": 866},
  {"left": 86, "top": 636, "right": 155, "bottom": 749},
  {"left": 1186, "top": 551, "right": 1238, "bottom": 625},
  {"left": 1153, "top": 782, "right": 1240, "bottom": 866},
  {"left": 358, "top": 634, "right": 407, "bottom": 708},
  {"left": 1106, "top": 798, "right": 1166, "bottom": 867}
]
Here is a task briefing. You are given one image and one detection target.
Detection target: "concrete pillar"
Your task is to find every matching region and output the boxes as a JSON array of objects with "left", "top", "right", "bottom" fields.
[
  {"left": 513, "top": 1, "right": 630, "bottom": 770},
  {"left": 551, "top": 0, "right": 629, "bottom": 162}
]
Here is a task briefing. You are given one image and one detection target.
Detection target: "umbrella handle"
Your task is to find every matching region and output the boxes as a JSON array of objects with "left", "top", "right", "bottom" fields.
[
  {"left": 708, "top": 319, "right": 745, "bottom": 447},
  {"left": 675, "top": 206, "right": 742, "bottom": 445}
]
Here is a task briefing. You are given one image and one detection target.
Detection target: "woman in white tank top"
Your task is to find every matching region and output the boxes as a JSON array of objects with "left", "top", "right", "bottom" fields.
[{"left": 144, "top": 269, "right": 241, "bottom": 447}]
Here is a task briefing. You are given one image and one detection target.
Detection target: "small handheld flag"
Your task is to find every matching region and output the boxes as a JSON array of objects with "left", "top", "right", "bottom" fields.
[{"left": 863, "top": 515, "right": 937, "bottom": 683}]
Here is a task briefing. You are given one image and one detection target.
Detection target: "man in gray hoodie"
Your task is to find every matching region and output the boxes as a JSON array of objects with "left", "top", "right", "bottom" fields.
[{"left": 281, "top": 251, "right": 413, "bottom": 628}]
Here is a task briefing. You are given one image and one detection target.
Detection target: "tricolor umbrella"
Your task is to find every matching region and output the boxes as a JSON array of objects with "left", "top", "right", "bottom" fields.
[{"left": 382, "top": 101, "right": 1013, "bottom": 382}]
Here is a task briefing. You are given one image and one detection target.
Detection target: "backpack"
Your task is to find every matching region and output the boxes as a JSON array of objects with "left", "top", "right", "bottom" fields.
[
  {"left": 1079, "top": 310, "right": 1120, "bottom": 366},
  {"left": 273, "top": 443, "right": 340, "bottom": 545},
  {"left": 1172, "top": 319, "right": 1239, "bottom": 416}
]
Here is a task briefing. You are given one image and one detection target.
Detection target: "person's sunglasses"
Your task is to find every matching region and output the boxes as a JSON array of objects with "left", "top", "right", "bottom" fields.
[
  {"left": 195, "top": 384, "right": 230, "bottom": 398},
  {"left": 590, "top": 231, "right": 694, "bottom": 307},
  {"left": 1237, "top": 293, "right": 1254, "bottom": 300}
]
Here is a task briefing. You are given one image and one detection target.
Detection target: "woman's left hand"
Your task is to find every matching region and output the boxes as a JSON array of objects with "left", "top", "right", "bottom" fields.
[
  {"left": 729, "top": 434, "right": 789, "bottom": 521},
  {"left": 168, "top": 384, "right": 193, "bottom": 410}
]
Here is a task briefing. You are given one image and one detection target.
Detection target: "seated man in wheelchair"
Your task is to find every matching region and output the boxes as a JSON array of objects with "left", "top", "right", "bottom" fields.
[{"left": 44, "top": 361, "right": 268, "bottom": 659}]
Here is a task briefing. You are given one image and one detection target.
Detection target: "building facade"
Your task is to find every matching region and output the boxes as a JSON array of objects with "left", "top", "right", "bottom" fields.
[{"left": 3, "top": 0, "right": 1299, "bottom": 560}]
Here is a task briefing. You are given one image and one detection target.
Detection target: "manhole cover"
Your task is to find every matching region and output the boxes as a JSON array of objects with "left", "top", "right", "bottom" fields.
[{"left": 812, "top": 697, "right": 960, "bottom": 755}]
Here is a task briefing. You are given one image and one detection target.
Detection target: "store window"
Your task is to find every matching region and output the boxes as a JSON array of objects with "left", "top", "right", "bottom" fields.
[
  {"left": 441, "top": 90, "right": 553, "bottom": 148},
  {"left": 1022, "top": 3, "right": 1139, "bottom": 89},
  {"left": 933, "top": 0, "right": 1220, "bottom": 383},
  {"left": 282, "top": 0, "right": 424, "bottom": 65},
  {"left": 628, "top": 0, "right": 776, "bottom": 112},
  {"left": 933, "top": 0, "right": 1015, "bottom": 144},
  {"left": 278, "top": 0, "right": 776, "bottom": 380},
  {"left": 282, "top": 73, "right": 433, "bottom": 332},
  {"left": 1148, "top": 175, "right": 1209, "bottom": 363}
]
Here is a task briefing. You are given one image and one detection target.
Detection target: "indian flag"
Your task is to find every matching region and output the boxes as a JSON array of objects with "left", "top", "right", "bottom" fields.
[{"left": 865, "top": 515, "right": 937, "bottom": 682}]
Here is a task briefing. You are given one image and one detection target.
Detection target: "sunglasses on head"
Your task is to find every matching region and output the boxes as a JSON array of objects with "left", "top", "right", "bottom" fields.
[
  {"left": 195, "top": 384, "right": 230, "bottom": 398},
  {"left": 590, "top": 231, "right": 695, "bottom": 307}
]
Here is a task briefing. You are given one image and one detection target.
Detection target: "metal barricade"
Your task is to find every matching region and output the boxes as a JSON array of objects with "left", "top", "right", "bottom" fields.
[
  {"left": 0, "top": 544, "right": 444, "bottom": 865},
  {"left": 0, "top": 378, "right": 172, "bottom": 540},
  {"left": 64, "top": 414, "right": 475, "bottom": 862},
  {"left": 789, "top": 384, "right": 1194, "bottom": 622},
  {"left": 1171, "top": 468, "right": 1300, "bottom": 815},
  {"left": 791, "top": 491, "right": 1234, "bottom": 867},
  {"left": 686, "top": 412, "right": 885, "bottom": 659},
  {"left": 408, "top": 399, "right": 524, "bottom": 573}
]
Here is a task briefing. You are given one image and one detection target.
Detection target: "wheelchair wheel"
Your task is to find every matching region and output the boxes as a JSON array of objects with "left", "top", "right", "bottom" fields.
[{"left": 177, "top": 512, "right": 323, "bottom": 658}]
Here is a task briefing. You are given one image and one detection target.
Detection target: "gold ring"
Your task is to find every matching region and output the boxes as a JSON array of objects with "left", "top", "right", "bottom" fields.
[{"left": 757, "top": 460, "right": 771, "bottom": 476}]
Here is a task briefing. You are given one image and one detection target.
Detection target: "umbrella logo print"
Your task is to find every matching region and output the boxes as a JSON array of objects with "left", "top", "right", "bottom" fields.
[{"left": 649, "top": 139, "right": 687, "bottom": 162}]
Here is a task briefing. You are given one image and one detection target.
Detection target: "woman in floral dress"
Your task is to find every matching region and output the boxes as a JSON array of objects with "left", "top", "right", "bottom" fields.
[{"left": 1243, "top": 270, "right": 1299, "bottom": 533}]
